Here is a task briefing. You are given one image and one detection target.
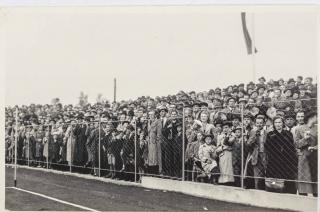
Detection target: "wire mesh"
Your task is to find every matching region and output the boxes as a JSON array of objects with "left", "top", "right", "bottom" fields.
[
  {"left": 4, "top": 98, "right": 318, "bottom": 195},
  {"left": 136, "top": 113, "right": 184, "bottom": 180},
  {"left": 183, "top": 106, "right": 245, "bottom": 186}
]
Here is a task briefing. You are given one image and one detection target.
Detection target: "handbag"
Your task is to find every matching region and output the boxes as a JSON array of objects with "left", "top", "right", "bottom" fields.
[{"left": 265, "top": 178, "right": 285, "bottom": 192}]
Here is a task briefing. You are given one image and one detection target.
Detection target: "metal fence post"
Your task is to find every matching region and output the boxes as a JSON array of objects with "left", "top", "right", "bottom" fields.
[
  {"left": 98, "top": 119, "right": 101, "bottom": 177},
  {"left": 182, "top": 107, "right": 185, "bottom": 181},
  {"left": 70, "top": 123, "right": 72, "bottom": 173},
  {"left": 134, "top": 121, "right": 137, "bottom": 183},
  {"left": 240, "top": 104, "right": 244, "bottom": 188},
  {"left": 47, "top": 130, "right": 49, "bottom": 169},
  {"left": 27, "top": 136, "right": 30, "bottom": 167},
  {"left": 14, "top": 108, "right": 18, "bottom": 187}
]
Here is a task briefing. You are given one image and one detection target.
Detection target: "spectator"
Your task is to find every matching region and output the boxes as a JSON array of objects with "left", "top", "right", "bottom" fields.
[
  {"left": 246, "top": 115, "right": 267, "bottom": 190},
  {"left": 294, "top": 111, "right": 317, "bottom": 197},
  {"left": 146, "top": 110, "right": 162, "bottom": 175},
  {"left": 231, "top": 126, "right": 243, "bottom": 187},
  {"left": 216, "top": 121, "right": 235, "bottom": 185},
  {"left": 265, "top": 116, "right": 298, "bottom": 194},
  {"left": 4, "top": 76, "right": 317, "bottom": 191},
  {"left": 198, "top": 134, "right": 219, "bottom": 184}
]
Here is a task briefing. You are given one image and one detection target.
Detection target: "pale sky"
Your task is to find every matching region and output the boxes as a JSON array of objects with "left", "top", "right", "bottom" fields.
[{"left": 3, "top": 6, "right": 318, "bottom": 106}]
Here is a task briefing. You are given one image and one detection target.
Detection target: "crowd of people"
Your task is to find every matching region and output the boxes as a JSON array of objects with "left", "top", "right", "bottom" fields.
[{"left": 5, "top": 76, "right": 318, "bottom": 196}]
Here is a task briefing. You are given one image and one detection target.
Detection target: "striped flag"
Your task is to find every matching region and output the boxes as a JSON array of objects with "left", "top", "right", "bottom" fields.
[{"left": 241, "top": 12, "right": 257, "bottom": 55}]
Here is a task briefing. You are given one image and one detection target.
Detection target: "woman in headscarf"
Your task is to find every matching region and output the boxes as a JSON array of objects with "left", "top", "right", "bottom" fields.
[{"left": 265, "top": 116, "right": 298, "bottom": 194}]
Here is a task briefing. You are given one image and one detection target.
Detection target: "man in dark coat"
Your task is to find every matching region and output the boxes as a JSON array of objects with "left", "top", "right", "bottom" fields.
[{"left": 159, "top": 106, "right": 172, "bottom": 176}]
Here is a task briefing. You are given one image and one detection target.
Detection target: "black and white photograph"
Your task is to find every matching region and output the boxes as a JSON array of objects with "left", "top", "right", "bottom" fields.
[{"left": 2, "top": 1, "right": 319, "bottom": 211}]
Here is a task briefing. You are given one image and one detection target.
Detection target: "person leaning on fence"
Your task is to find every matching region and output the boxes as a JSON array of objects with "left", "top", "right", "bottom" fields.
[
  {"left": 42, "top": 129, "right": 52, "bottom": 168},
  {"left": 197, "top": 134, "right": 219, "bottom": 184},
  {"left": 216, "top": 121, "right": 235, "bottom": 186},
  {"left": 120, "top": 123, "right": 136, "bottom": 176},
  {"left": 265, "top": 116, "right": 298, "bottom": 194},
  {"left": 294, "top": 110, "right": 318, "bottom": 197},
  {"left": 23, "top": 127, "right": 35, "bottom": 166},
  {"left": 50, "top": 132, "right": 61, "bottom": 169},
  {"left": 172, "top": 120, "right": 184, "bottom": 178},
  {"left": 246, "top": 115, "right": 267, "bottom": 190},
  {"left": 101, "top": 122, "right": 112, "bottom": 178},
  {"left": 137, "top": 129, "right": 148, "bottom": 176},
  {"left": 159, "top": 106, "right": 172, "bottom": 176},
  {"left": 146, "top": 110, "right": 162, "bottom": 175},
  {"left": 185, "top": 131, "right": 203, "bottom": 181},
  {"left": 85, "top": 121, "right": 100, "bottom": 176},
  {"left": 34, "top": 126, "right": 45, "bottom": 167},
  {"left": 231, "top": 126, "right": 243, "bottom": 187}
]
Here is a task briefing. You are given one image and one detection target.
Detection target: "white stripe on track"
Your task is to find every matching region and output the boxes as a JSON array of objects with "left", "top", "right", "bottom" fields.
[{"left": 7, "top": 187, "right": 100, "bottom": 212}]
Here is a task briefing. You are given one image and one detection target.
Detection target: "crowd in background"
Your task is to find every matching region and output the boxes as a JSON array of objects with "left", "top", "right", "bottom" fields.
[{"left": 5, "top": 76, "right": 318, "bottom": 196}]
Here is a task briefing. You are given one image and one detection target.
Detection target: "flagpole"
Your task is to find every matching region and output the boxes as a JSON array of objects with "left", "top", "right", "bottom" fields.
[{"left": 251, "top": 13, "right": 256, "bottom": 83}]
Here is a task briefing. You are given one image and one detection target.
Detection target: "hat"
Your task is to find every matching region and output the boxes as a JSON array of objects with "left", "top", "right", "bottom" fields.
[
  {"left": 233, "top": 126, "right": 242, "bottom": 132},
  {"left": 238, "top": 98, "right": 247, "bottom": 103},
  {"left": 101, "top": 117, "right": 109, "bottom": 122},
  {"left": 276, "top": 109, "right": 285, "bottom": 117},
  {"left": 258, "top": 77, "right": 266, "bottom": 82},
  {"left": 292, "top": 89, "right": 300, "bottom": 95},
  {"left": 273, "top": 81, "right": 280, "bottom": 86},
  {"left": 159, "top": 106, "right": 168, "bottom": 112},
  {"left": 213, "top": 118, "right": 223, "bottom": 126},
  {"left": 203, "top": 134, "right": 214, "bottom": 139},
  {"left": 222, "top": 121, "right": 232, "bottom": 127},
  {"left": 284, "top": 111, "right": 295, "bottom": 119},
  {"left": 255, "top": 114, "right": 266, "bottom": 121},
  {"left": 227, "top": 97, "right": 236, "bottom": 103},
  {"left": 128, "top": 110, "right": 135, "bottom": 117},
  {"left": 193, "top": 102, "right": 201, "bottom": 107},
  {"left": 256, "top": 84, "right": 266, "bottom": 90},
  {"left": 244, "top": 113, "right": 254, "bottom": 120},
  {"left": 304, "top": 110, "right": 317, "bottom": 122},
  {"left": 305, "top": 77, "right": 313, "bottom": 82},
  {"left": 52, "top": 131, "right": 60, "bottom": 136},
  {"left": 287, "top": 78, "right": 295, "bottom": 84},
  {"left": 231, "top": 114, "right": 241, "bottom": 120},
  {"left": 199, "top": 102, "right": 208, "bottom": 107},
  {"left": 122, "top": 120, "right": 130, "bottom": 124}
]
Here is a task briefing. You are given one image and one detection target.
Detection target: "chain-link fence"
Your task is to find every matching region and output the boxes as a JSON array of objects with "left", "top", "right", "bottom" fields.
[
  {"left": 183, "top": 105, "right": 246, "bottom": 187},
  {"left": 182, "top": 99, "right": 318, "bottom": 196},
  {"left": 135, "top": 113, "right": 184, "bottom": 180},
  {"left": 5, "top": 99, "right": 318, "bottom": 195}
]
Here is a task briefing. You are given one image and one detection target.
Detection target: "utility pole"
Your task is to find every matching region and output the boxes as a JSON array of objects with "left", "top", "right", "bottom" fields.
[{"left": 113, "top": 78, "right": 117, "bottom": 103}]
